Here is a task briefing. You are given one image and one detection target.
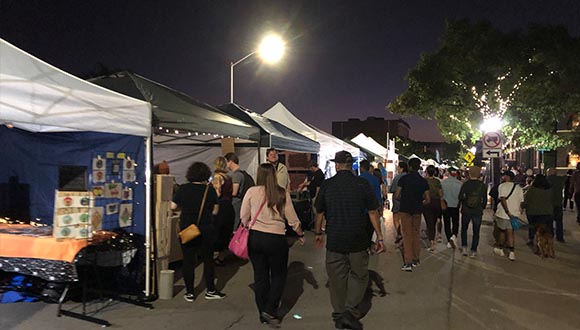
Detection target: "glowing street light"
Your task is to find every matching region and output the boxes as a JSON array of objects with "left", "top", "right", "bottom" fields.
[
  {"left": 230, "top": 34, "right": 285, "bottom": 103},
  {"left": 480, "top": 116, "right": 503, "bottom": 133}
]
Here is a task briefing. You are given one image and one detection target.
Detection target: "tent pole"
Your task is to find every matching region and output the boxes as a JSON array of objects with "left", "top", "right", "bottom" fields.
[{"left": 144, "top": 136, "right": 152, "bottom": 298}]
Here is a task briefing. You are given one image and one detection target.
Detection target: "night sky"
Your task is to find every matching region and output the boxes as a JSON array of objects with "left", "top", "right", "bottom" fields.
[{"left": 2, "top": 0, "right": 579, "bottom": 142}]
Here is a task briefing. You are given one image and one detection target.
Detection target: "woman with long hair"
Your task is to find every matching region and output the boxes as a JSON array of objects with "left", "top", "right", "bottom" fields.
[
  {"left": 212, "top": 156, "right": 235, "bottom": 266},
  {"left": 240, "top": 163, "right": 305, "bottom": 327},
  {"left": 171, "top": 162, "right": 226, "bottom": 302}
]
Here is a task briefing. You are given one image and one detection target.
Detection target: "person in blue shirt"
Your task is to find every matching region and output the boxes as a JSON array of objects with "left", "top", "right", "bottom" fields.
[{"left": 359, "top": 160, "right": 382, "bottom": 247}]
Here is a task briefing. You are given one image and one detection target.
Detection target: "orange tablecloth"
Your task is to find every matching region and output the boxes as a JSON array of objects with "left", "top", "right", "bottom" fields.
[{"left": 0, "top": 225, "right": 87, "bottom": 263}]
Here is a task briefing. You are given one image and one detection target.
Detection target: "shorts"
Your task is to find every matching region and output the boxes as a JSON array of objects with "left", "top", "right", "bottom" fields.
[{"left": 495, "top": 216, "right": 512, "bottom": 230}]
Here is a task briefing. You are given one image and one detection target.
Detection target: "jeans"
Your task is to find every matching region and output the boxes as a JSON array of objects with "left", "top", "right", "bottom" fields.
[
  {"left": 248, "top": 230, "right": 289, "bottom": 317},
  {"left": 443, "top": 207, "right": 459, "bottom": 241},
  {"left": 553, "top": 206, "right": 564, "bottom": 241},
  {"left": 326, "top": 249, "right": 369, "bottom": 320},
  {"left": 461, "top": 213, "right": 482, "bottom": 252}
]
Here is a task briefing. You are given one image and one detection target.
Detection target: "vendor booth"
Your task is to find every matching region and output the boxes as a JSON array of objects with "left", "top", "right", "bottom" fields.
[
  {"left": 90, "top": 72, "right": 261, "bottom": 184},
  {"left": 218, "top": 103, "right": 320, "bottom": 187},
  {"left": 262, "top": 102, "right": 360, "bottom": 178},
  {"left": 0, "top": 39, "right": 153, "bottom": 324}
]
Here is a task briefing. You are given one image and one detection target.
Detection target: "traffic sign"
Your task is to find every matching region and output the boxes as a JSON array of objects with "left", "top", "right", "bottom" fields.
[
  {"left": 482, "top": 132, "right": 503, "bottom": 149},
  {"left": 463, "top": 152, "right": 475, "bottom": 163},
  {"left": 483, "top": 148, "right": 502, "bottom": 158}
]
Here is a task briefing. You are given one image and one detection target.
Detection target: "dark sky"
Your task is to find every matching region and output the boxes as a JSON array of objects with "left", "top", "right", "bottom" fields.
[{"left": 2, "top": 0, "right": 579, "bottom": 142}]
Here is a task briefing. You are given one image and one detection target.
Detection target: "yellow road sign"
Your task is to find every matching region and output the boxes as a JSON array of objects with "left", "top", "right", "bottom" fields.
[{"left": 464, "top": 151, "right": 475, "bottom": 163}]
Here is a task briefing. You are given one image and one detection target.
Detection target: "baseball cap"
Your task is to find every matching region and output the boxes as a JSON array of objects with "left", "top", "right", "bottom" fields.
[{"left": 331, "top": 150, "right": 354, "bottom": 164}]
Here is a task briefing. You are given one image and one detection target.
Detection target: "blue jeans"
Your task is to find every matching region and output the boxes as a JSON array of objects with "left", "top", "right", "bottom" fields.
[{"left": 461, "top": 213, "right": 482, "bottom": 252}]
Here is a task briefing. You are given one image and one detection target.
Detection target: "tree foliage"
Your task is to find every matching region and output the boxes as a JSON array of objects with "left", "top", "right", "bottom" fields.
[{"left": 388, "top": 20, "right": 580, "bottom": 151}]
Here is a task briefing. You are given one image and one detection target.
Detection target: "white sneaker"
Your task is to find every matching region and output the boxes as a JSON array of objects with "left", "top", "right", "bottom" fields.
[
  {"left": 446, "top": 242, "right": 452, "bottom": 249},
  {"left": 508, "top": 251, "right": 516, "bottom": 261},
  {"left": 493, "top": 247, "right": 505, "bottom": 257},
  {"left": 469, "top": 251, "right": 477, "bottom": 258}
]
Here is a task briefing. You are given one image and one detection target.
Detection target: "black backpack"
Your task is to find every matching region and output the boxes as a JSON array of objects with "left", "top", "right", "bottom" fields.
[
  {"left": 238, "top": 170, "right": 255, "bottom": 199},
  {"left": 465, "top": 182, "right": 484, "bottom": 208}
]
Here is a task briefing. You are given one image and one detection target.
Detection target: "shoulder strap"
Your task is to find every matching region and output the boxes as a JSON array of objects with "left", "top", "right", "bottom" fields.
[
  {"left": 506, "top": 182, "right": 517, "bottom": 200},
  {"left": 196, "top": 184, "right": 210, "bottom": 226},
  {"left": 500, "top": 183, "right": 517, "bottom": 213},
  {"left": 248, "top": 199, "right": 267, "bottom": 228}
]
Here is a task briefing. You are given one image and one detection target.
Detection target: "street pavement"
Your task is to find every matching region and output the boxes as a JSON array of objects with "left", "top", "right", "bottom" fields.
[{"left": 2, "top": 206, "right": 580, "bottom": 330}]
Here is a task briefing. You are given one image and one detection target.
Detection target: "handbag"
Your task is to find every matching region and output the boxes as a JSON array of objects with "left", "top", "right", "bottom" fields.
[
  {"left": 178, "top": 184, "right": 209, "bottom": 244},
  {"left": 228, "top": 199, "right": 266, "bottom": 259},
  {"left": 510, "top": 216, "right": 522, "bottom": 230}
]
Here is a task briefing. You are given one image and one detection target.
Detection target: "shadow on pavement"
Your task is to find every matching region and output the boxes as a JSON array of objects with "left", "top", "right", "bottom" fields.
[
  {"left": 279, "top": 261, "right": 319, "bottom": 319},
  {"left": 357, "top": 270, "right": 387, "bottom": 319}
]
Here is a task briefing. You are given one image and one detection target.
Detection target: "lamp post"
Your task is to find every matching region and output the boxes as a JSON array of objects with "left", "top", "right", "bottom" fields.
[{"left": 230, "top": 34, "right": 285, "bottom": 103}]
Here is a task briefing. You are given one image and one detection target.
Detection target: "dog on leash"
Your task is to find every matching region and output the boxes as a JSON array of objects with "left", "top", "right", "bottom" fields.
[{"left": 535, "top": 225, "right": 555, "bottom": 258}]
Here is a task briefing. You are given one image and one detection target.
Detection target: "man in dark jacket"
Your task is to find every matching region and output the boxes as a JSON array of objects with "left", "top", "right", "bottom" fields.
[
  {"left": 458, "top": 166, "right": 487, "bottom": 257},
  {"left": 314, "top": 151, "right": 384, "bottom": 330}
]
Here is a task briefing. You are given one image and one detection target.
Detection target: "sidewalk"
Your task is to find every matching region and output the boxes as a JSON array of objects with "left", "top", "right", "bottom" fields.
[{"left": 2, "top": 208, "right": 580, "bottom": 330}]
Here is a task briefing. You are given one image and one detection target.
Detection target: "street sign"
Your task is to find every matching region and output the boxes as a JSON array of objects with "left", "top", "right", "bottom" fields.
[
  {"left": 482, "top": 132, "right": 503, "bottom": 149},
  {"left": 463, "top": 152, "right": 475, "bottom": 163},
  {"left": 483, "top": 148, "right": 502, "bottom": 158}
]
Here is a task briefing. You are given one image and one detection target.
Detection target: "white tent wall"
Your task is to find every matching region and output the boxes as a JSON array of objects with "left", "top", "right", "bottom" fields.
[{"left": 153, "top": 145, "right": 259, "bottom": 183}]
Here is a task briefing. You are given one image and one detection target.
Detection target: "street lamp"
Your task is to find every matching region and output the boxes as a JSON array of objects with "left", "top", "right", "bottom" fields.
[{"left": 230, "top": 34, "right": 285, "bottom": 103}]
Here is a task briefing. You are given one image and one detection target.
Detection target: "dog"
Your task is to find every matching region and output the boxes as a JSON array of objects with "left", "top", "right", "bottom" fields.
[{"left": 535, "top": 224, "right": 555, "bottom": 258}]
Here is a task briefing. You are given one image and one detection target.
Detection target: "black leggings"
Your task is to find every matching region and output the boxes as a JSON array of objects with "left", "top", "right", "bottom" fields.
[
  {"left": 180, "top": 232, "right": 216, "bottom": 294},
  {"left": 248, "top": 230, "right": 289, "bottom": 317}
]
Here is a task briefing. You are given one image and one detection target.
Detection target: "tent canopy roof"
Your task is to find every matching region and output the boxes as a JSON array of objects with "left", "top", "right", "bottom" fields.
[
  {"left": 0, "top": 39, "right": 151, "bottom": 137},
  {"left": 91, "top": 72, "right": 260, "bottom": 143},
  {"left": 218, "top": 103, "right": 319, "bottom": 153},
  {"left": 350, "top": 133, "right": 387, "bottom": 160},
  {"left": 262, "top": 102, "right": 359, "bottom": 156}
]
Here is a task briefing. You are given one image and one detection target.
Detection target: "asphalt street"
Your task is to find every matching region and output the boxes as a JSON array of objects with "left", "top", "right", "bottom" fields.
[{"left": 2, "top": 205, "right": 579, "bottom": 330}]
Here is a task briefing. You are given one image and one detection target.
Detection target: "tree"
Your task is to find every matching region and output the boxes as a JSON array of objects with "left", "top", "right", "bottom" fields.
[{"left": 388, "top": 20, "right": 580, "bottom": 152}]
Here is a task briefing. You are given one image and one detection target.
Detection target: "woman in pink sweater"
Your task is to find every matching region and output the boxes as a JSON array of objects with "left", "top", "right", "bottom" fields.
[{"left": 241, "top": 163, "right": 305, "bottom": 327}]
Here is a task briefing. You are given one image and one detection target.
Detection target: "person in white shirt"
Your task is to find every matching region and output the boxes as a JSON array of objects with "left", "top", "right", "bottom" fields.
[
  {"left": 494, "top": 171, "right": 524, "bottom": 261},
  {"left": 440, "top": 167, "right": 462, "bottom": 248}
]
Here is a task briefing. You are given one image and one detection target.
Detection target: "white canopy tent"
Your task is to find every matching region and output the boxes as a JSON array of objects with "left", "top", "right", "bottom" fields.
[
  {"left": 350, "top": 133, "right": 388, "bottom": 161},
  {"left": 263, "top": 102, "right": 360, "bottom": 177},
  {"left": 0, "top": 39, "right": 155, "bottom": 296}
]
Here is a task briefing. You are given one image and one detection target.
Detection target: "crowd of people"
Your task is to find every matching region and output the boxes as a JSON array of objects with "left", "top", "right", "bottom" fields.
[{"left": 170, "top": 150, "right": 579, "bottom": 329}]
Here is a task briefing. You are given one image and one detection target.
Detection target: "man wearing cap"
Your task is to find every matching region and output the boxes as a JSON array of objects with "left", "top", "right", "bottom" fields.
[
  {"left": 314, "top": 151, "right": 384, "bottom": 330},
  {"left": 441, "top": 167, "right": 462, "bottom": 248},
  {"left": 494, "top": 170, "right": 524, "bottom": 261}
]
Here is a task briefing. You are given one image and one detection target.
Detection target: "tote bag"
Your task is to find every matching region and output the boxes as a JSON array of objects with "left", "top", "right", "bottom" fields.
[{"left": 229, "top": 199, "right": 266, "bottom": 260}]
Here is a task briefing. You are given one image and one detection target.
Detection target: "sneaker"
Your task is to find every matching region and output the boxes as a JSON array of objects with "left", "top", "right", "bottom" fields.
[
  {"left": 508, "top": 251, "right": 516, "bottom": 261},
  {"left": 205, "top": 290, "right": 226, "bottom": 300},
  {"left": 401, "top": 264, "right": 413, "bottom": 272},
  {"left": 183, "top": 293, "right": 195, "bottom": 302},
  {"left": 462, "top": 247, "right": 468, "bottom": 256},
  {"left": 437, "top": 236, "right": 442, "bottom": 243},
  {"left": 446, "top": 242, "right": 452, "bottom": 249},
  {"left": 469, "top": 251, "right": 477, "bottom": 258},
  {"left": 493, "top": 247, "right": 505, "bottom": 257},
  {"left": 260, "top": 312, "right": 281, "bottom": 328},
  {"left": 411, "top": 259, "right": 420, "bottom": 267},
  {"left": 449, "top": 236, "right": 456, "bottom": 249}
]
